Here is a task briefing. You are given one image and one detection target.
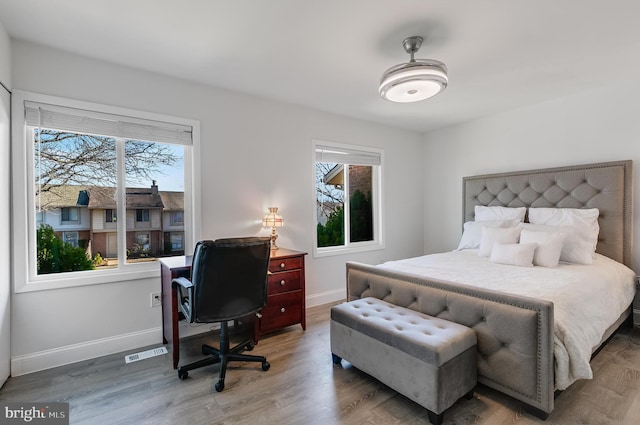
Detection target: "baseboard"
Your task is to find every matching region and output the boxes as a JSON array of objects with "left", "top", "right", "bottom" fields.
[
  {"left": 11, "top": 327, "right": 163, "bottom": 376},
  {"left": 306, "top": 289, "right": 345, "bottom": 308}
]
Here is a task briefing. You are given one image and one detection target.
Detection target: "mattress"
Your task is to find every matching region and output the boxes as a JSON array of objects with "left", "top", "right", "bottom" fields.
[{"left": 377, "top": 250, "right": 636, "bottom": 389}]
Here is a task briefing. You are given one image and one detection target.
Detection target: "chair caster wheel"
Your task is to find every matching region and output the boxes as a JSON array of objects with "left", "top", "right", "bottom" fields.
[
  {"left": 178, "top": 369, "right": 188, "bottom": 380},
  {"left": 215, "top": 380, "right": 224, "bottom": 392},
  {"left": 262, "top": 361, "right": 270, "bottom": 371},
  {"left": 245, "top": 342, "right": 254, "bottom": 351}
]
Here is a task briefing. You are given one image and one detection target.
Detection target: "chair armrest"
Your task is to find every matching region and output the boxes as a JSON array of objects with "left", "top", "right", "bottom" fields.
[
  {"left": 172, "top": 277, "right": 194, "bottom": 322},
  {"left": 172, "top": 277, "right": 193, "bottom": 289}
]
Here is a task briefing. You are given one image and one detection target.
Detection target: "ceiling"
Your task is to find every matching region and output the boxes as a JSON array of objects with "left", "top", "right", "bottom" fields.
[{"left": 1, "top": 0, "right": 639, "bottom": 133}]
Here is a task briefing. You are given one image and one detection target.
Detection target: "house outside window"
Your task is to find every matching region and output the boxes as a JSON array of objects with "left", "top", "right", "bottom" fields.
[
  {"left": 313, "top": 140, "right": 383, "bottom": 257},
  {"left": 13, "top": 90, "right": 200, "bottom": 290}
]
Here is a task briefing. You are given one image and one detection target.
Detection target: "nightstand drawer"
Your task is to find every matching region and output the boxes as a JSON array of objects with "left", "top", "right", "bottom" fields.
[
  {"left": 268, "top": 269, "right": 301, "bottom": 294},
  {"left": 260, "top": 291, "right": 302, "bottom": 332},
  {"left": 269, "top": 257, "right": 302, "bottom": 273}
]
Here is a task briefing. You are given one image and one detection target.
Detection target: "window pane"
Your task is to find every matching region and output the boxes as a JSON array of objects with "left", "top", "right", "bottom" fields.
[
  {"left": 125, "top": 140, "right": 184, "bottom": 262},
  {"left": 316, "top": 162, "right": 344, "bottom": 247},
  {"left": 170, "top": 232, "right": 183, "bottom": 250},
  {"left": 348, "top": 165, "right": 373, "bottom": 243},
  {"left": 34, "top": 128, "right": 116, "bottom": 274}
]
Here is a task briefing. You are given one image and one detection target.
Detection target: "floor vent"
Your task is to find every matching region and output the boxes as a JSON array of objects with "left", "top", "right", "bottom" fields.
[{"left": 125, "top": 346, "right": 168, "bottom": 364}]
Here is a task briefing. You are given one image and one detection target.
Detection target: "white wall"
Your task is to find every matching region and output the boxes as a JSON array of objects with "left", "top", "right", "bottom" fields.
[
  {"left": 10, "top": 40, "right": 424, "bottom": 374},
  {"left": 423, "top": 82, "right": 640, "bottom": 273},
  {"left": 0, "top": 20, "right": 12, "bottom": 384}
]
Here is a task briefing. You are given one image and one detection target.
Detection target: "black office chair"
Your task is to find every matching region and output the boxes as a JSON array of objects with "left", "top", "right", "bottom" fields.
[{"left": 172, "top": 237, "right": 272, "bottom": 392}]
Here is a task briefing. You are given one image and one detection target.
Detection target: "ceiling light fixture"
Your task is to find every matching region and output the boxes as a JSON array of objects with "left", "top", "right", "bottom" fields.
[{"left": 379, "top": 36, "right": 448, "bottom": 103}]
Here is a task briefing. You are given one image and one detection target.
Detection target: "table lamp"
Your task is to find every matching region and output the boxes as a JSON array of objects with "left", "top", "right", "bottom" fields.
[{"left": 262, "top": 207, "right": 284, "bottom": 250}]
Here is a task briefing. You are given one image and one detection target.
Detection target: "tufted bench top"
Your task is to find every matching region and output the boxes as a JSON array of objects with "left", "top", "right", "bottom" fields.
[{"left": 331, "top": 297, "right": 477, "bottom": 366}]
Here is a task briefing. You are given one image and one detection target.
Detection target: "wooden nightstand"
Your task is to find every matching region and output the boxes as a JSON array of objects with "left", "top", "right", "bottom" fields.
[
  {"left": 634, "top": 277, "right": 640, "bottom": 327},
  {"left": 255, "top": 248, "right": 307, "bottom": 339}
]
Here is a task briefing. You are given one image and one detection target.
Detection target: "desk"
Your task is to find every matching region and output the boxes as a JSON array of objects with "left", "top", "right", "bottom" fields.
[{"left": 159, "top": 248, "right": 307, "bottom": 369}]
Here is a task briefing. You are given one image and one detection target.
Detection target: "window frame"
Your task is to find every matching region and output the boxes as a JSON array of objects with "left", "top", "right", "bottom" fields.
[
  {"left": 105, "top": 209, "right": 117, "bottom": 223},
  {"left": 136, "top": 209, "right": 150, "bottom": 223},
  {"left": 170, "top": 211, "right": 184, "bottom": 225},
  {"left": 11, "top": 90, "right": 201, "bottom": 293},
  {"left": 61, "top": 207, "right": 80, "bottom": 224},
  {"left": 312, "top": 139, "right": 384, "bottom": 258},
  {"left": 170, "top": 232, "right": 184, "bottom": 251}
]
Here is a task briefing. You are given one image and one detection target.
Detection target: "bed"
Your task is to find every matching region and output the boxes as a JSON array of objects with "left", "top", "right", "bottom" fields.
[{"left": 345, "top": 160, "right": 635, "bottom": 418}]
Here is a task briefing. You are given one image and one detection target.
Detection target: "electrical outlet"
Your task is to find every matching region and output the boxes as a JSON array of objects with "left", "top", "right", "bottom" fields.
[{"left": 151, "top": 292, "right": 161, "bottom": 307}]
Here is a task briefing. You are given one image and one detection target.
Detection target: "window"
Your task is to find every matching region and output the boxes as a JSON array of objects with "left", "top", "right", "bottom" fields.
[
  {"left": 13, "top": 90, "right": 200, "bottom": 289},
  {"left": 170, "top": 232, "right": 184, "bottom": 251},
  {"left": 136, "top": 209, "right": 150, "bottom": 222},
  {"left": 134, "top": 232, "right": 150, "bottom": 251},
  {"left": 170, "top": 211, "right": 184, "bottom": 225},
  {"left": 105, "top": 209, "right": 117, "bottom": 223},
  {"left": 63, "top": 231, "right": 78, "bottom": 247},
  {"left": 313, "top": 141, "right": 383, "bottom": 256},
  {"left": 61, "top": 207, "right": 79, "bottom": 223}
]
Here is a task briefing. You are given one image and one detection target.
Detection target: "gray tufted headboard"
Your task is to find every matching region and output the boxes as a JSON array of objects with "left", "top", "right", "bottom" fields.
[{"left": 463, "top": 160, "right": 633, "bottom": 268}]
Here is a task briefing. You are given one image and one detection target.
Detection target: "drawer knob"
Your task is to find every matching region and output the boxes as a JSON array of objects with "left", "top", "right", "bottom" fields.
[
  {"left": 280, "top": 280, "right": 286, "bottom": 286},
  {"left": 280, "top": 307, "right": 286, "bottom": 313},
  {"left": 279, "top": 262, "right": 286, "bottom": 269}
]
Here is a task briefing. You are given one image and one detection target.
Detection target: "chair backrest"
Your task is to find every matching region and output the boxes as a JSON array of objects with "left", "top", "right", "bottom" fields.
[{"left": 189, "top": 237, "right": 271, "bottom": 323}]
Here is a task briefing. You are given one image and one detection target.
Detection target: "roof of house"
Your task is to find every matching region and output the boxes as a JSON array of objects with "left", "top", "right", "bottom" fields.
[
  {"left": 36, "top": 185, "right": 89, "bottom": 209},
  {"left": 36, "top": 184, "right": 182, "bottom": 210},
  {"left": 87, "top": 187, "right": 164, "bottom": 209},
  {"left": 159, "top": 191, "right": 184, "bottom": 211}
]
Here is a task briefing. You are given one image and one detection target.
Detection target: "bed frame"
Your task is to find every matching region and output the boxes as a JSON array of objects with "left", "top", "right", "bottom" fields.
[{"left": 346, "top": 160, "right": 633, "bottom": 418}]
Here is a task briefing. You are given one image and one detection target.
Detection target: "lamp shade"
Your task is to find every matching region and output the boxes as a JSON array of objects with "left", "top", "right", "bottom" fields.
[{"left": 262, "top": 207, "right": 284, "bottom": 228}]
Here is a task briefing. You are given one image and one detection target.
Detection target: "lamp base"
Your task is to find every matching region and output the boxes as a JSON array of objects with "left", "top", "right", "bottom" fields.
[{"left": 270, "top": 229, "right": 279, "bottom": 250}]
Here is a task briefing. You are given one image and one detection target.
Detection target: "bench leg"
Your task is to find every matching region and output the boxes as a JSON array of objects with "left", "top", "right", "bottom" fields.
[
  {"left": 427, "top": 410, "right": 443, "bottom": 425},
  {"left": 332, "top": 353, "right": 342, "bottom": 364}
]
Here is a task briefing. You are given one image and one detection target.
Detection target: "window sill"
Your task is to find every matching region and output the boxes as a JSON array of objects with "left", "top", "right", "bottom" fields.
[
  {"left": 15, "top": 262, "right": 161, "bottom": 293},
  {"left": 313, "top": 242, "right": 385, "bottom": 258}
]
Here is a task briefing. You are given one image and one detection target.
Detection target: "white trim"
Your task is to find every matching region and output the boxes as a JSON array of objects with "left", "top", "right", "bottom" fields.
[
  {"left": 11, "top": 90, "right": 201, "bottom": 292},
  {"left": 10, "top": 327, "right": 163, "bottom": 376},
  {"left": 305, "top": 289, "right": 345, "bottom": 308}
]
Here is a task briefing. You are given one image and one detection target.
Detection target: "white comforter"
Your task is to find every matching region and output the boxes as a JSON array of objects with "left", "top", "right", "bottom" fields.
[{"left": 377, "top": 250, "right": 636, "bottom": 390}]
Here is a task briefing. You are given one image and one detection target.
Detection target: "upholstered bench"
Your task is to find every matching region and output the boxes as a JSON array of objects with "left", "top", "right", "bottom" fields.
[{"left": 330, "top": 297, "right": 477, "bottom": 425}]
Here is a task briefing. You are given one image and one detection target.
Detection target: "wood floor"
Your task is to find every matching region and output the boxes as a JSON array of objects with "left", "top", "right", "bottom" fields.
[{"left": 2, "top": 302, "right": 640, "bottom": 425}]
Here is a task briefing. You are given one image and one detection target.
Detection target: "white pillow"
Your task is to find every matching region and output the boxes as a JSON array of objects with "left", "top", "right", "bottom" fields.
[
  {"left": 457, "top": 219, "right": 519, "bottom": 250},
  {"left": 478, "top": 226, "right": 522, "bottom": 257},
  {"left": 519, "top": 223, "right": 594, "bottom": 264},
  {"left": 489, "top": 242, "right": 536, "bottom": 267},
  {"left": 528, "top": 207, "right": 599, "bottom": 261},
  {"left": 519, "top": 228, "right": 566, "bottom": 267},
  {"left": 475, "top": 205, "right": 527, "bottom": 223}
]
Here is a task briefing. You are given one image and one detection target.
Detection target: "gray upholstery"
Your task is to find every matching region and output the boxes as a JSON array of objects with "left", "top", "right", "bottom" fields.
[
  {"left": 331, "top": 297, "right": 476, "bottom": 366},
  {"left": 330, "top": 297, "right": 477, "bottom": 418},
  {"left": 346, "top": 263, "right": 554, "bottom": 415},
  {"left": 463, "top": 160, "right": 633, "bottom": 267}
]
